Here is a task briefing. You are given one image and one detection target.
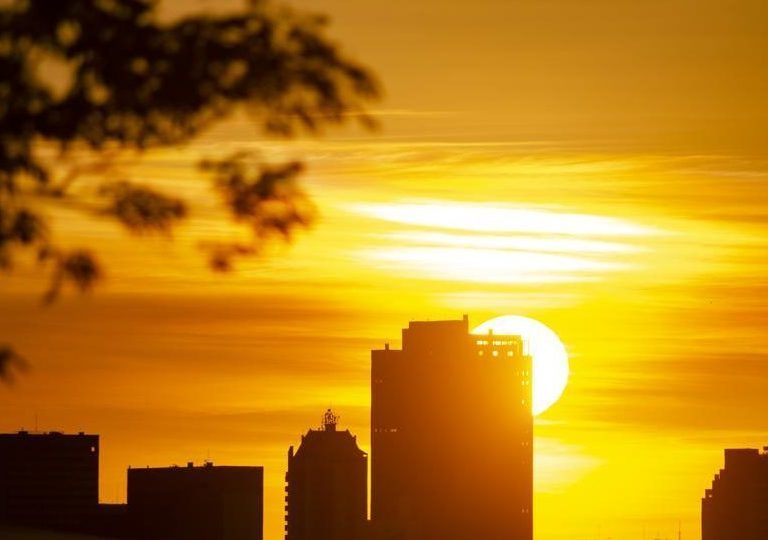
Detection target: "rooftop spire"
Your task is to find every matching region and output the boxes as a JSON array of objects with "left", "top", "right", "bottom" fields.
[{"left": 322, "top": 409, "right": 338, "bottom": 432}]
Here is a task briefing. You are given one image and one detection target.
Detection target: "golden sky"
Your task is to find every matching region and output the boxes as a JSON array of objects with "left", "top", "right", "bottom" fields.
[{"left": 2, "top": 1, "right": 768, "bottom": 539}]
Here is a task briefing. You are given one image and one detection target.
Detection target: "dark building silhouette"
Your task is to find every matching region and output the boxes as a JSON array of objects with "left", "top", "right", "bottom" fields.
[
  {"left": 127, "top": 462, "right": 263, "bottom": 540},
  {"left": 371, "top": 316, "right": 532, "bottom": 540},
  {"left": 90, "top": 503, "right": 128, "bottom": 538},
  {"left": 702, "top": 447, "right": 768, "bottom": 540},
  {"left": 0, "top": 431, "right": 99, "bottom": 532},
  {"left": 285, "top": 410, "right": 367, "bottom": 540}
]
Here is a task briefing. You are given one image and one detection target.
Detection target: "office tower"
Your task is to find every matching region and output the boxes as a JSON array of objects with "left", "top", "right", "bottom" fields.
[
  {"left": 127, "top": 462, "right": 263, "bottom": 540},
  {"left": 0, "top": 431, "right": 99, "bottom": 532},
  {"left": 285, "top": 410, "right": 368, "bottom": 540},
  {"left": 702, "top": 447, "right": 768, "bottom": 540},
  {"left": 371, "top": 316, "right": 532, "bottom": 540}
]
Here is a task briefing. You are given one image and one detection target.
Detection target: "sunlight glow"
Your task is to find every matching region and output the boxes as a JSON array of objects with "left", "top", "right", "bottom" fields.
[
  {"left": 352, "top": 202, "right": 654, "bottom": 236},
  {"left": 368, "top": 246, "right": 624, "bottom": 283},
  {"left": 472, "top": 315, "right": 569, "bottom": 415},
  {"left": 385, "top": 231, "right": 643, "bottom": 254},
  {"left": 351, "top": 201, "right": 654, "bottom": 285}
]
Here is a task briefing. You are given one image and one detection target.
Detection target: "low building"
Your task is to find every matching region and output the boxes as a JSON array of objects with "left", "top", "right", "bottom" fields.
[
  {"left": 702, "top": 447, "right": 768, "bottom": 540},
  {"left": 0, "top": 431, "right": 99, "bottom": 532},
  {"left": 127, "top": 462, "right": 263, "bottom": 540}
]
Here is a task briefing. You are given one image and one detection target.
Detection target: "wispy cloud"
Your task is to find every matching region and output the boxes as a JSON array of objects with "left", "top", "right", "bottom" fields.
[
  {"left": 350, "top": 201, "right": 656, "bottom": 236},
  {"left": 346, "top": 201, "right": 654, "bottom": 284}
]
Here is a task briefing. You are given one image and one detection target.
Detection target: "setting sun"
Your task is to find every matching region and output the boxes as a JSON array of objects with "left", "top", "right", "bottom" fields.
[{"left": 472, "top": 315, "right": 569, "bottom": 415}]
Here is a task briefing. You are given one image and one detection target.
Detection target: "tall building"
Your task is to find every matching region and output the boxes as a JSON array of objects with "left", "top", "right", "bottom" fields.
[
  {"left": 0, "top": 431, "right": 99, "bottom": 532},
  {"left": 285, "top": 410, "right": 368, "bottom": 540},
  {"left": 702, "top": 447, "right": 768, "bottom": 540},
  {"left": 127, "top": 462, "right": 263, "bottom": 540},
  {"left": 371, "top": 316, "right": 532, "bottom": 540}
]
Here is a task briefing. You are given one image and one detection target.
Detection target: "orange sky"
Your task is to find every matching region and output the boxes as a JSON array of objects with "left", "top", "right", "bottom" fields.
[{"left": 2, "top": 1, "right": 768, "bottom": 539}]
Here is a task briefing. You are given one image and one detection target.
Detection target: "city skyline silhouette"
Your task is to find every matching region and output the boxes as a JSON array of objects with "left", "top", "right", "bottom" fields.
[
  {"left": 1, "top": 316, "right": 767, "bottom": 539},
  {"left": 3, "top": 0, "right": 768, "bottom": 539}
]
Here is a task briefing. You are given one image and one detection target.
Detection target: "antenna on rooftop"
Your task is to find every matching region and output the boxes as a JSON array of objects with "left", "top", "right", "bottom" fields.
[{"left": 322, "top": 408, "right": 339, "bottom": 432}]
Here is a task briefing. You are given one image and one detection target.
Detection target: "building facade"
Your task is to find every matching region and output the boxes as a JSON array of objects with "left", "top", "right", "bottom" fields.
[
  {"left": 127, "top": 462, "right": 263, "bottom": 540},
  {"left": 285, "top": 410, "right": 368, "bottom": 540},
  {"left": 0, "top": 431, "right": 99, "bottom": 532},
  {"left": 702, "top": 447, "right": 768, "bottom": 540},
  {"left": 371, "top": 317, "right": 532, "bottom": 540}
]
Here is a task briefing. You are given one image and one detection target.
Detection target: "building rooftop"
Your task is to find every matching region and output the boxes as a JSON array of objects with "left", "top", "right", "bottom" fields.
[{"left": 290, "top": 410, "right": 366, "bottom": 460}]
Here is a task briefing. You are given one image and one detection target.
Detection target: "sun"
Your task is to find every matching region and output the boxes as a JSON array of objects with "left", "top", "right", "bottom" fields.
[{"left": 472, "top": 315, "right": 569, "bottom": 415}]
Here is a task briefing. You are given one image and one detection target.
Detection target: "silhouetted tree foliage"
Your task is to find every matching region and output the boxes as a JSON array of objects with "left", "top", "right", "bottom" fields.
[
  {"left": 0, "top": 345, "right": 28, "bottom": 383},
  {"left": 201, "top": 152, "right": 314, "bottom": 270},
  {"left": 0, "top": 0, "right": 380, "bottom": 380}
]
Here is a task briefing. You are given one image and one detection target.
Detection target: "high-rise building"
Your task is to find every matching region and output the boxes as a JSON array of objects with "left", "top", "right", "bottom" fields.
[
  {"left": 702, "top": 447, "right": 768, "bottom": 540},
  {"left": 285, "top": 410, "right": 368, "bottom": 540},
  {"left": 127, "top": 462, "right": 263, "bottom": 540},
  {"left": 0, "top": 431, "right": 99, "bottom": 532},
  {"left": 371, "top": 316, "right": 532, "bottom": 540}
]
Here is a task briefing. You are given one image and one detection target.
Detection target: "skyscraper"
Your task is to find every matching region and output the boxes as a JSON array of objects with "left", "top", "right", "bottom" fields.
[
  {"left": 0, "top": 431, "right": 99, "bottom": 532},
  {"left": 702, "top": 447, "right": 768, "bottom": 540},
  {"left": 127, "top": 462, "right": 263, "bottom": 540},
  {"left": 371, "top": 316, "right": 532, "bottom": 540},
  {"left": 285, "top": 410, "right": 368, "bottom": 540}
]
